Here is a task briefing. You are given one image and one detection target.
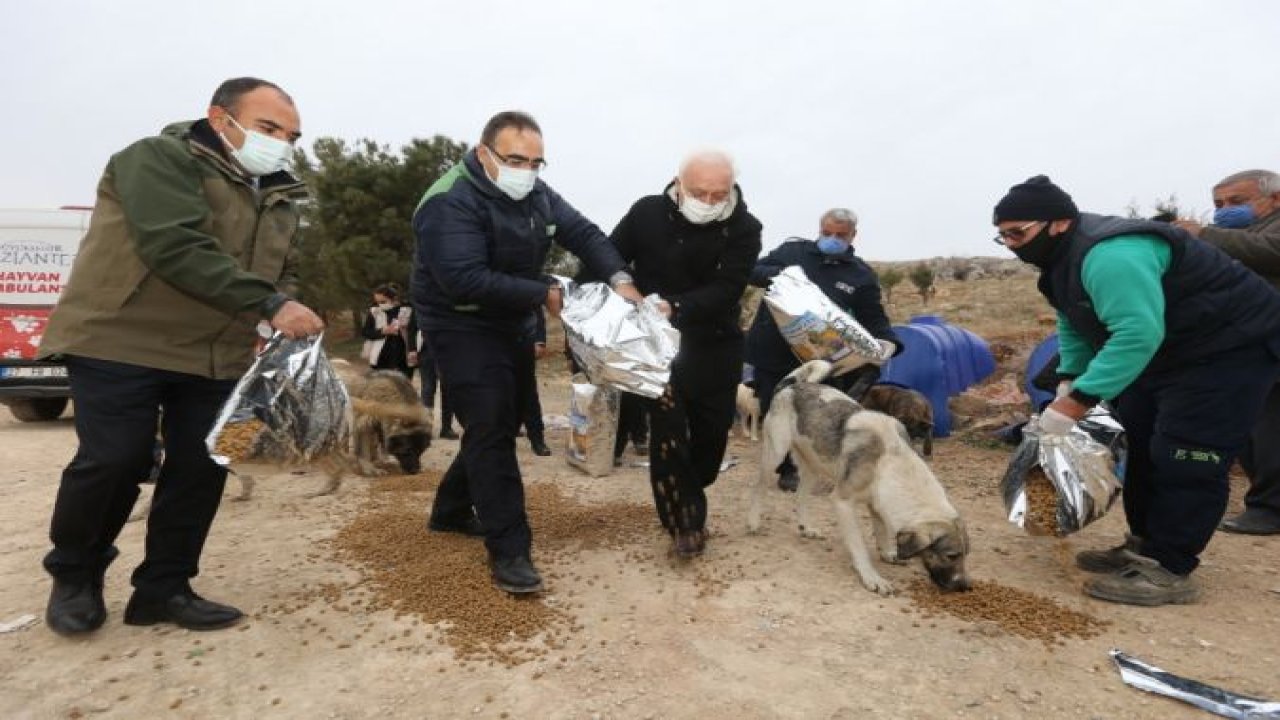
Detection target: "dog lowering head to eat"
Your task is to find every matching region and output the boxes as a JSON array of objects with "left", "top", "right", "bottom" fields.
[
  {"left": 859, "top": 384, "right": 934, "bottom": 457},
  {"left": 747, "top": 360, "right": 970, "bottom": 595},
  {"left": 304, "top": 361, "right": 432, "bottom": 496}
]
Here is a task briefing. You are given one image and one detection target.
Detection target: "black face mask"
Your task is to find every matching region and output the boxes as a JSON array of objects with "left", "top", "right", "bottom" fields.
[{"left": 1011, "top": 225, "right": 1058, "bottom": 268}]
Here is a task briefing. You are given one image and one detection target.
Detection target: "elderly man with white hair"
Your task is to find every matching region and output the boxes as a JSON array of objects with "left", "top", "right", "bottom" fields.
[
  {"left": 609, "top": 149, "right": 762, "bottom": 557},
  {"left": 1174, "top": 169, "right": 1280, "bottom": 535},
  {"left": 744, "top": 207, "right": 900, "bottom": 491}
]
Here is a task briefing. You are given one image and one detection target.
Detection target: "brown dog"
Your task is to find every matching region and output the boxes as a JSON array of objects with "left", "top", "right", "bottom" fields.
[{"left": 859, "top": 384, "right": 934, "bottom": 457}]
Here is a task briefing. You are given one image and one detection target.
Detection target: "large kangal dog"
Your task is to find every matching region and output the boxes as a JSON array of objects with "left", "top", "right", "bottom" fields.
[{"left": 747, "top": 360, "right": 970, "bottom": 595}]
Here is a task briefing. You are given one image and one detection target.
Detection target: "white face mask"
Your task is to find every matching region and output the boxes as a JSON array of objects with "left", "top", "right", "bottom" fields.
[
  {"left": 222, "top": 115, "right": 293, "bottom": 176},
  {"left": 679, "top": 191, "right": 729, "bottom": 225},
  {"left": 377, "top": 302, "right": 395, "bottom": 311},
  {"left": 485, "top": 147, "right": 538, "bottom": 201}
]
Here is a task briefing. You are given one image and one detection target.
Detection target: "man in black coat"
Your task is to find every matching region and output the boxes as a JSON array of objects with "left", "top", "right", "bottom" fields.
[
  {"left": 411, "top": 111, "right": 643, "bottom": 594},
  {"left": 610, "top": 150, "right": 763, "bottom": 557},
  {"left": 745, "top": 208, "right": 900, "bottom": 491}
]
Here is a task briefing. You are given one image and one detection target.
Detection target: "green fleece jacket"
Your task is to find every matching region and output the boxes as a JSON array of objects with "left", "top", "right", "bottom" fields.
[
  {"left": 39, "top": 119, "right": 307, "bottom": 378},
  {"left": 1056, "top": 235, "right": 1171, "bottom": 401}
]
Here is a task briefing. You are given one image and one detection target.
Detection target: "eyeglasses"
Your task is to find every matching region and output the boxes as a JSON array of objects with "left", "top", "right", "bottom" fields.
[
  {"left": 992, "top": 220, "right": 1044, "bottom": 246},
  {"left": 485, "top": 144, "right": 547, "bottom": 171}
]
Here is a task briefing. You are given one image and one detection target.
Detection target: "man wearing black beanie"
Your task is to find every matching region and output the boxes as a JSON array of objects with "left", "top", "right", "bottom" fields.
[{"left": 992, "top": 175, "right": 1280, "bottom": 606}]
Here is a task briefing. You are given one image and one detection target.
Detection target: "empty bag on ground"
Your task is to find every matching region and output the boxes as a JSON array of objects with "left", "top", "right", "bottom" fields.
[
  {"left": 206, "top": 333, "right": 351, "bottom": 467},
  {"left": 565, "top": 373, "right": 620, "bottom": 477},
  {"left": 560, "top": 280, "right": 679, "bottom": 399},
  {"left": 1000, "top": 406, "right": 1126, "bottom": 536},
  {"left": 763, "top": 266, "right": 886, "bottom": 374}
]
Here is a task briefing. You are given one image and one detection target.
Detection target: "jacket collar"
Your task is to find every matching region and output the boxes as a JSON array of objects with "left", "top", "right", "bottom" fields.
[
  {"left": 662, "top": 179, "right": 745, "bottom": 226},
  {"left": 165, "top": 119, "right": 307, "bottom": 200}
]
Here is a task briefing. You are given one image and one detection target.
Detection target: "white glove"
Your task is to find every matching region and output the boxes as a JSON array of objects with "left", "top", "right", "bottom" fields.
[
  {"left": 1038, "top": 407, "right": 1077, "bottom": 436},
  {"left": 1055, "top": 380, "right": 1073, "bottom": 398}
]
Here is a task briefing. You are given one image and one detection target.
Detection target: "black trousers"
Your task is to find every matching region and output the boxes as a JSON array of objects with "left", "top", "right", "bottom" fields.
[
  {"left": 427, "top": 329, "right": 534, "bottom": 560},
  {"left": 521, "top": 342, "right": 545, "bottom": 442},
  {"left": 614, "top": 392, "right": 649, "bottom": 458},
  {"left": 1115, "top": 343, "right": 1280, "bottom": 575},
  {"left": 418, "top": 356, "right": 455, "bottom": 430},
  {"left": 644, "top": 340, "right": 741, "bottom": 533},
  {"left": 1239, "top": 382, "right": 1280, "bottom": 521},
  {"left": 44, "top": 356, "right": 236, "bottom": 598}
]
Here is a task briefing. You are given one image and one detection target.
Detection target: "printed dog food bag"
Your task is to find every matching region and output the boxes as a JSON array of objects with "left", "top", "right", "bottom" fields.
[
  {"left": 566, "top": 373, "right": 620, "bottom": 477},
  {"left": 1001, "top": 406, "right": 1126, "bottom": 536},
  {"left": 207, "top": 333, "right": 351, "bottom": 467},
  {"left": 763, "top": 266, "right": 886, "bottom": 375}
]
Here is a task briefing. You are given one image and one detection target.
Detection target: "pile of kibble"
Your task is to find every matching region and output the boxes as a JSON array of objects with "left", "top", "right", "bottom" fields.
[
  {"left": 213, "top": 418, "right": 265, "bottom": 461},
  {"left": 907, "top": 578, "right": 1107, "bottom": 646},
  {"left": 332, "top": 474, "right": 654, "bottom": 665},
  {"left": 1022, "top": 466, "right": 1062, "bottom": 536}
]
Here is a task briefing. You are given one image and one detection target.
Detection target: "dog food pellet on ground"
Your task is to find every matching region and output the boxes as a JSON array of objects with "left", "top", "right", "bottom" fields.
[
  {"left": 213, "top": 418, "right": 265, "bottom": 461},
  {"left": 332, "top": 473, "right": 654, "bottom": 665},
  {"left": 907, "top": 578, "right": 1106, "bottom": 645},
  {"left": 1022, "top": 467, "right": 1062, "bottom": 536}
]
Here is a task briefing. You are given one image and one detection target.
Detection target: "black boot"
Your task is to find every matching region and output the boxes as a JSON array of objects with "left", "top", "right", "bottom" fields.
[
  {"left": 777, "top": 468, "right": 800, "bottom": 493},
  {"left": 529, "top": 435, "right": 552, "bottom": 456},
  {"left": 123, "top": 588, "right": 242, "bottom": 631},
  {"left": 439, "top": 422, "right": 459, "bottom": 440},
  {"left": 46, "top": 546, "right": 118, "bottom": 636},
  {"left": 489, "top": 555, "right": 543, "bottom": 594}
]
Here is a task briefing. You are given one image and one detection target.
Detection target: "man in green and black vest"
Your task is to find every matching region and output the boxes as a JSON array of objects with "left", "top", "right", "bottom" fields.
[
  {"left": 992, "top": 175, "right": 1280, "bottom": 606},
  {"left": 39, "top": 77, "right": 324, "bottom": 636}
]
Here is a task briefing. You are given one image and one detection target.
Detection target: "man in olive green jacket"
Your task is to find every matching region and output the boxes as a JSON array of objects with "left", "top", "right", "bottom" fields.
[
  {"left": 39, "top": 77, "right": 324, "bottom": 636},
  {"left": 1174, "top": 169, "right": 1280, "bottom": 535}
]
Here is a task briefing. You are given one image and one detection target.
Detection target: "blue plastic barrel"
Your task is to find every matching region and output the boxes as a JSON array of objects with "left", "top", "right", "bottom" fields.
[
  {"left": 1024, "top": 334, "right": 1060, "bottom": 412},
  {"left": 879, "top": 315, "right": 996, "bottom": 436}
]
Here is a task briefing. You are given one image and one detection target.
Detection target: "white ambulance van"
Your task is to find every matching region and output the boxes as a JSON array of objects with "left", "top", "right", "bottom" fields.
[{"left": 0, "top": 207, "right": 91, "bottom": 421}]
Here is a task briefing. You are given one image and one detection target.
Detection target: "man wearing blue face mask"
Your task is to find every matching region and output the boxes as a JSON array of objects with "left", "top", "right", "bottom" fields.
[
  {"left": 745, "top": 208, "right": 900, "bottom": 492},
  {"left": 1173, "top": 169, "right": 1280, "bottom": 535},
  {"left": 411, "top": 111, "right": 643, "bottom": 594},
  {"left": 37, "top": 77, "right": 324, "bottom": 636}
]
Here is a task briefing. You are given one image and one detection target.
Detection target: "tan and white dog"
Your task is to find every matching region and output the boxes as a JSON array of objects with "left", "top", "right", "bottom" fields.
[
  {"left": 747, "top": 360, "right": 970, "bottom": 595},
  {"left": 735, "top": 382, "right": 761, "bottom": 441}
]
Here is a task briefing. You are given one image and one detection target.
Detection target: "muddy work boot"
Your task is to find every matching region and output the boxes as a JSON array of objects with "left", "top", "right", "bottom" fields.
[
  {"left": 1083, "top": 554, "right": 1201, "bottom": 606},
  {"left": 1075, "top": 533, "right": 1143, "bottom": 573}
]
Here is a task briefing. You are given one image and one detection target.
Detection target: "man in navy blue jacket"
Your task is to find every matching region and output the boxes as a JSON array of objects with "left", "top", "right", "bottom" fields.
[
  {"left": 411, "top": 111, "right": 643, "bottom": 594},
  {"left": 745, "top": 208, "right": 900, "bottom": 491}
]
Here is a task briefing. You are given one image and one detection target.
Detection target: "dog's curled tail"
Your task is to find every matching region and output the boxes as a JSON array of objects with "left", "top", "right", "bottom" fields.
[{"left": 776, "top": 359, "right": 835, "bottom": 394}]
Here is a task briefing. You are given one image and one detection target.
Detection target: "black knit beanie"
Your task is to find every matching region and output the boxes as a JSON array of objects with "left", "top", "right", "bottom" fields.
[{"left": 993, "top": 175, "right": 1079, "bottom": 223}]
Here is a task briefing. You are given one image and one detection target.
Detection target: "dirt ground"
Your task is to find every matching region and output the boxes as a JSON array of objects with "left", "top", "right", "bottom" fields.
[{"left": 3, "top": 278, "right": 1279, "bottom": 719}]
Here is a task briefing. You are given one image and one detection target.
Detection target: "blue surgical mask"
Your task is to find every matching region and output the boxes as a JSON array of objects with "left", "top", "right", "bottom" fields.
[
  {"left": 816, "top": 236, "right": 847, "bottom": 255},
  {"left": 1213, "top": 204, "right": 1256, "bottom": 229}
]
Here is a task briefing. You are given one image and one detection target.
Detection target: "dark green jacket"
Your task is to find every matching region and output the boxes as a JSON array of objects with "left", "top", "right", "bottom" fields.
[{"left": 40, "top": 119, "right": 307, "bottom": 378}]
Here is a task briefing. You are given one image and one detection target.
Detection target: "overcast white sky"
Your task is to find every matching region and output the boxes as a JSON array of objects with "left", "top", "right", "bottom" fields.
[{"left": 3, "top": 0, "right": 1277, "bottom": 261}]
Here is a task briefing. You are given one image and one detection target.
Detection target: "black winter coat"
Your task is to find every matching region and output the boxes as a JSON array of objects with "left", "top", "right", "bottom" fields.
[
  {"left": 610, "top": 183, "right": 762, "bottom": 345},
  {"left": 411, "top": 150, "right": 626, "bottom": 334},
  {"left": 745, "top": 239, "right": 898, "bottom": 373}
]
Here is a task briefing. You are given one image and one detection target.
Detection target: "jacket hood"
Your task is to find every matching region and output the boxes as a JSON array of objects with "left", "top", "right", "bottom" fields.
[{"left": 663, "top": 179, "right": 745, "bottom": 225}]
